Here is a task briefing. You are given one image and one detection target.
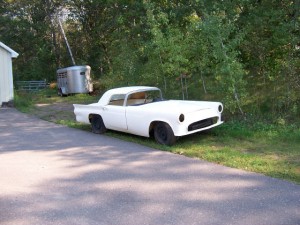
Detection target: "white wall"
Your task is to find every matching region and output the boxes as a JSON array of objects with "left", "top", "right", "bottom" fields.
[{"left": 0, "top": 47, "right": 14, "bottom": 106}]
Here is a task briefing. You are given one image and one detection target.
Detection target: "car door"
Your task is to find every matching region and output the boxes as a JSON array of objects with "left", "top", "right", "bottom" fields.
[
  {"left": 125, "top": 105, "right": 149, "bottom": 137},
  {"left": 101, "top": 94, "right": 127, "bottom": 131}
]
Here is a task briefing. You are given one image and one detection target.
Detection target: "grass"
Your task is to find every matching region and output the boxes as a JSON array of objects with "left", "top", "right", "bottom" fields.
[
  {"left": 104, "top": 125, "right": 300, "bottom": 183},
  {"left": 14, "top": 89, "right": 300, "bottom": 184}
]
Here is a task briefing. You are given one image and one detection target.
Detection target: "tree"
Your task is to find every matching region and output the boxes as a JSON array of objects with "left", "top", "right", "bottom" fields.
[
  {"left": 0, "top": 0, "right": 63, "bottom": 81},
  {"left": 1, "top": 0, "right": 298, "bottom": 119}
]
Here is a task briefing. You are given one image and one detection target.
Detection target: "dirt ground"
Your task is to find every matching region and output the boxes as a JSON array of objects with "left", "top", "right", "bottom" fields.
[{"left": 32, "top": 102, "right": 75, "bottom": 122}]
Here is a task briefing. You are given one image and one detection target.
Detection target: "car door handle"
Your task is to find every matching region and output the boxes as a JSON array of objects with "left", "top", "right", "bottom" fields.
[{"left": 102, "top": 107, "right": 108, "bottom": 111}]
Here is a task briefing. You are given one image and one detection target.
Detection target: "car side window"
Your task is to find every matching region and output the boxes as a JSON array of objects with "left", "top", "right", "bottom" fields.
[
  {"left": 127, "top": 92, "right": 146, "bottom": 106},
  {"left": 108, "top": 94, "right": 125, "bottom": 106}
]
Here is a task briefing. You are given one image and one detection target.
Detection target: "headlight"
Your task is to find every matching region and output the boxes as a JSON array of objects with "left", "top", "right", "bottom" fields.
[
  {"left": 218, "top": 104, "right": 223, "bottom": 113},
  {"left": 179, "top": 114, "right": 185, "bottom": 122}
]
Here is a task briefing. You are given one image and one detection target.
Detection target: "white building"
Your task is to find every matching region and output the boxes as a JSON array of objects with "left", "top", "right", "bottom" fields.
[{"left": 0, "top": 42, "right": 19, "bottom": 106}]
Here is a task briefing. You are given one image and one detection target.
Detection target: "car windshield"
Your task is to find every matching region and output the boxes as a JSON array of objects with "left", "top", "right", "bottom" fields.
[{"left": 126, "top": 90, "right": 163, "bottom": 106}]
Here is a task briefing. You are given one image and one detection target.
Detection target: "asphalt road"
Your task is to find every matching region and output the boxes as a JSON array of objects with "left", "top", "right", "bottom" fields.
[{"left": 0, "top": 108, "right": 299, "bottom": 225}]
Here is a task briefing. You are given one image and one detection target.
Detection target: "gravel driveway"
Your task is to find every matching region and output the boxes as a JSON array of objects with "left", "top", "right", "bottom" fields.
[{"left": 0, "top": 108, "right": 299, "bottom": 225}]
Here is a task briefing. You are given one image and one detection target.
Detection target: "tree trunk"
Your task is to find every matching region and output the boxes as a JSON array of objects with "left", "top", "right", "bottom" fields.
[{"left": 200, "top": 70, "right": 207, "bottom": 94}]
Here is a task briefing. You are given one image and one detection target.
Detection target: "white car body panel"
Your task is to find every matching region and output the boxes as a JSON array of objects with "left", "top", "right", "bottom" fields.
[
  {"left": 101, "top": 105, "right": 127, "bottom": 130},
  {"left": 73, "top": 86, "right": 223, "bottom": 138}
]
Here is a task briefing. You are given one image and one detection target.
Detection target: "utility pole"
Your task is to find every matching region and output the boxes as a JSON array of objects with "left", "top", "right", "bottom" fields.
[{"left": 58, "top": 18, "right": 76, "bottom": 66}]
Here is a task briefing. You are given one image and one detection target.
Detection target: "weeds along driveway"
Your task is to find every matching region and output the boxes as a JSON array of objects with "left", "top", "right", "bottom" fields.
[{"left": 0, "top": 108, "right": 300, "bottom": 225}]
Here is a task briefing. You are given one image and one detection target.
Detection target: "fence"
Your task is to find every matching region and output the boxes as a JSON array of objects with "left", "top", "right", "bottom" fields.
[{"left": 16, "top": 80, "right": 47, "bottom": 91}]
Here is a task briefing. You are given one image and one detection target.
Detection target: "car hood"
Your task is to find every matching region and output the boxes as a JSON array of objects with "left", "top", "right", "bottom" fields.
[{"left": 145, "top": 100, "right": 219, "bottom": 114}]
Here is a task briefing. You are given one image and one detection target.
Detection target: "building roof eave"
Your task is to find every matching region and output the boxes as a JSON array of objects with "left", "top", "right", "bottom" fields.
[{"left": 0, "top": 42, "right": 19, "bottom": 58}]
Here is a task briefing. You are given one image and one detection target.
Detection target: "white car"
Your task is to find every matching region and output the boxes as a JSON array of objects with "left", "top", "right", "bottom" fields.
[{"left": 73, "top": 86, "right": 223, "bottom": 145}]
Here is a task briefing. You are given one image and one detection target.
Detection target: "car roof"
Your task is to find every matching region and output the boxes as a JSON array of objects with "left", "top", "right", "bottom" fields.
[
  {"left": 98, "top": 86, "right": 161, "bottom": 105},
  {"left": 107, "top": 86, "right": 159, "bottom": 95}
]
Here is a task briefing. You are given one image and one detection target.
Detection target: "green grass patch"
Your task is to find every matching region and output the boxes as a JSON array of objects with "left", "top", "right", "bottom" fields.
[
  {"left": 14, "top": 90, "right": 300, "bottom": 184},
  {"left": 56, "top": 120, "right": 91, "bottom": 131},
  {"left": 103, "top": 127, "right": 300, "bottom": 183},
  {"left": 14, "top": 91, "right": 34, "bottom": 112}
]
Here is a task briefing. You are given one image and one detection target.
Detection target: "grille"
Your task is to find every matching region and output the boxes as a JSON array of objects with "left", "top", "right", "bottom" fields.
[
  {"left": 188, "top": 117, "right": 218, "bottom": 131},
  {"left": 57, "top": 72, "right": 67, "bottom": 79}
]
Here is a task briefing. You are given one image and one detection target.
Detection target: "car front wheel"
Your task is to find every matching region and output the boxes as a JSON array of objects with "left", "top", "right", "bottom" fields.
[
  {"left": 91, "top": 115, "right": 107, "bottom": 134},
  {"left": 154, "top": 122, "right": 176, "bottom": 146}
]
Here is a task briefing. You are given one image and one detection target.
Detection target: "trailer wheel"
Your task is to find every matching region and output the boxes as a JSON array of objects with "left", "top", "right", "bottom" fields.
[
  {"left": 58, "top": 88, "right": 63, "bottom": 97},
  {"left": 91, "top": 115, "right": 107, "bottom": 134},
  {"left": 57, "top": 88, "right": 67, "bottom": 97}
]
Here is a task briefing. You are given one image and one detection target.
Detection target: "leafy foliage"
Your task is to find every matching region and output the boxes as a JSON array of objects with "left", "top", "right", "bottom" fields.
[{"left": 1, "top": 0, "right": 299, "bottom": 119}]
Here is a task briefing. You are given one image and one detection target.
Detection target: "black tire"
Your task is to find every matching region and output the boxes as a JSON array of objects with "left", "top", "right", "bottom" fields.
[
  {"left": 57, "top": 88, "right": 67, "bottom": 97},
  {"left": 91, "top": 115, "right": 107, "bottom": 134},
  {"left": 57, "top": 88, "right": 63, "bottom": 97},
  {"left": 154, "top": 122, "right": 176, "bottom": 146}
]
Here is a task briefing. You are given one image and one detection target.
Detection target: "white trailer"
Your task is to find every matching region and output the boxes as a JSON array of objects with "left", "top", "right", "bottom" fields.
[{"left": 57, "top": 65, "right": 93, "bottom": 96}]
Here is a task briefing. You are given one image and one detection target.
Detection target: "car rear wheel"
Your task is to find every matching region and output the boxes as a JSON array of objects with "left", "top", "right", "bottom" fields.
[
  {"left": 91, "top": 115, "right": 107, "bottom": 134},
  {"left": 154, "top": 122, "right": 176, "bottom": 146}
]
